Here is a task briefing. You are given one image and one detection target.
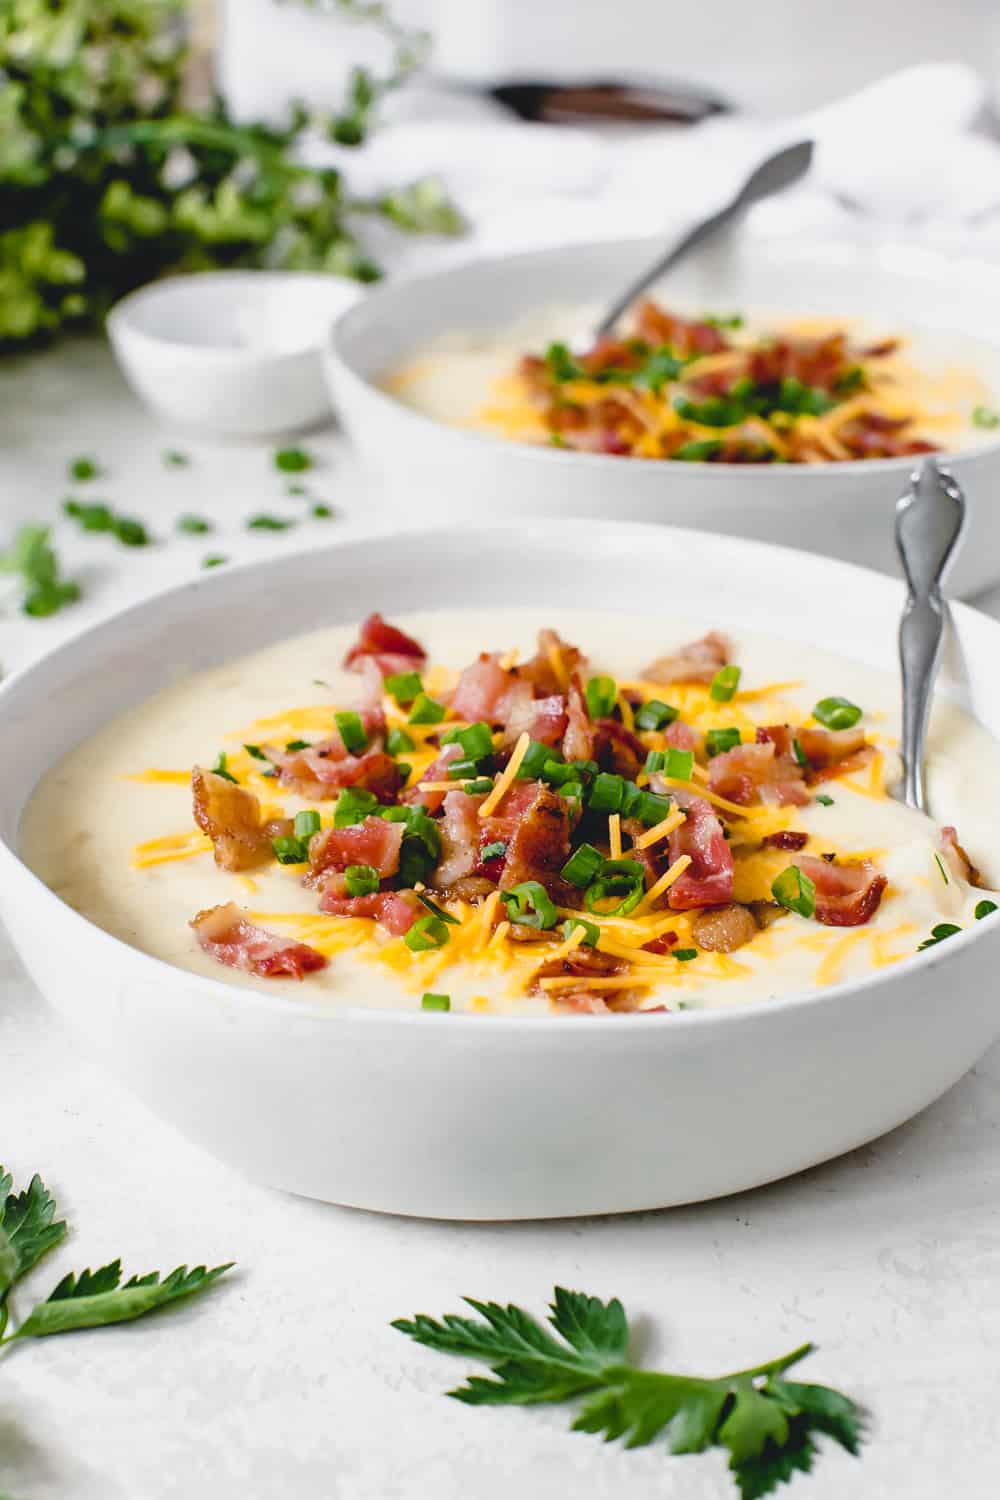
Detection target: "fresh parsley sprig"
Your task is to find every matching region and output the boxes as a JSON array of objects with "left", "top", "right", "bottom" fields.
[
  {"left": 0, "top": 525, "right": 80, "bottom": 618},
  {"left": 0, "top": 1165, "right": 232, "bottom": 1348},
  {"left": 393, "top": 1287, "right": 864, "bottom": 1499}
]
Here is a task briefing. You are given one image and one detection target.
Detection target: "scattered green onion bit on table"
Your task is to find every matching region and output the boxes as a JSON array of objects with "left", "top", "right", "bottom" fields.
[
  {"left": 706, "top": 727, "right": 741, "bottom": 758},
  {"left": 975, "top": 899, "right": 998, "bottom": 919},
  {"left": 771, "top": 864, "right": 817, "bottom": 919},
  {"left": 294, "top": 810, "right": 321, "bottom": 840},
  {"left": 286, "top": 482, "right": 308, "bottom": 496},
  {"left": 709, "top": 665, "right": 741, "bottom": 702},
  {"left": 203, "top": 555, "right": 228, "bottom": 568},
  {"left": 918, "top": 922, "right": 962, "bottom": 951},
  {"left": 416, "top": 893, "right": 459, "bottom": 925},
  {"left": 247, "top": 514, "right": 294, "bottom": 531},
  {"left": 177, "top": 514, "right": 211, "bottom": 534},
  {"left": 560, "top": 843, "right": 605, "bottom": 888},
  {"left": 409, "top": 692, "right": 446, "bottom": 725},
  {"left": 813, "top": 695, "right": 862, "bottom": 730},
  {"left": 481, "top": 841, "right": 508, "bottom": 862},
  {"left": 421, "top": 992, "right": 451, "bottom": 1012},
  {"left": 585, "top": 675, "right": 618, "bottom": 719},
  {"left": 386, "top": 727, "right": 416, "bottom": 756},
  {"left": 312, "top": 504, "right": 334, "bottom": 519},
  {"left": 164, "top": 449, "right": 189, "bottom": 467},
  {"left": 334, "top": 710, "right": 368, "bottom": 754},
  {"left": 211, "top": 751, "right": 236, "bottom": 784},
  {"left": 69, "top": 456, "right": 99, "bottom": 481},
  {"left": 64, "top": 499, "right": 113, "bottom": 531},
  {"left": 973, "top": 405, "right": 1000, "bottom": 429},
  {"left": 562, "top": 916, "right": 600, "bottom": 946},
  {"left": 344, "top": 863, "right": 380, "bottom": 897},
  {"left": 405, "top": 914, "right": 451, "bottom": 952},
  {"left": 664, "top": 747, "right": 695, "bottom": 782},
  {"left": 585, "top": 859, "right": 646, "bottom": 917},
  {"left": 385, "top": 671, "right": 423, "bottom": 705},
  {"left": 274, "top": 446, "right": 312, "bottom": 473},
  {"left": 501, "top": 881, "right": 559, "bottom": 930},
  {"left": 672, "top": 947, "right": 698, "bottom": 962},
  {"left": 634, "top": 699, "right": 678, "bottom": 731}
]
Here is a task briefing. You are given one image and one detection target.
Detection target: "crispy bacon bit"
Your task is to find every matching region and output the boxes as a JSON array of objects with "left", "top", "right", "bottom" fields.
[
  {"left": 562, "top": 675, "right": 595, "bottom": 761},
  {"left": 594, "top": 717, "right": 646, "bottom": 779},
  {"left": 756, "top": 724, "right": 872, "bottom": 784},
  {"left": 642, "top": 932, "right": 678, "bottom": 955},
  {"left": 451, "top": 653, "right": 514, "bottom": 723},
  {"left": 504, "top": 690, "right": 568, "bottom": 748},
  {"left": 797, "top": 855, "right": 887, "bottom": 927},
  {"left": 318, "top": 886, "right": 418, "bottom": 934},
  {"left": 663, "top": 719, "right": 700, "bottom": 751},
  {"left": 533, "top": 947, "right": 625, "bottom": 985},
  {"left": 305, "top": 817, "right": 403, "bottom": 889},
  {"left": 691, "top": 903, "right": 758, "bottom": 953},
  {"left": 643, "top": 631, "right": 731, "bottom": 685},
  {"left": 665, "top": 793, "right": 734, "bottom": 910},
  {"left": 708, "top": 741, "right": 810, "bottom": 808},
  {"left": 191, "top": 903, "right": 327, "bottom": 979},
  {"left": 343, "top": 613, "right": 426, "bottom": 677},
  {"left": 762, "top": 830, "right": 809, "bottom": 851},
  {"left": 434, "top": 789, "right": 483, "bottom": 888},
  {"left": 271, "top": 744, "right": 401, "bottom": 803},
  {"left": 634, "top": 300, "right": 729, "bottom": 357},
  {"left": 492, "top": 783, "right": 577, "bottom": 897},
  {"left": 518, "top": 628, "right": 585, "bottom": 696},
  {"left": 554, "top": 992, "right": 611, "bottom": 1014},
  {"left": 941, "top": 826, "right": 982, "bottom": 887},
  {"left": 403, "top": 742, "right": 462, "bottom": 813},
  {"left": 192, "top": 767, "right": 281, "bottom": 872}
]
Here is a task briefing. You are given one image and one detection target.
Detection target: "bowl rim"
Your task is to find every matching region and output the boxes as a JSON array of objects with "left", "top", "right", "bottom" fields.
[
  {"left": 2, "top": 520, "right": 997, "bottom": 1034},
  {"left": 326, "top": 232, "right": 1000, "bottom": 479}
]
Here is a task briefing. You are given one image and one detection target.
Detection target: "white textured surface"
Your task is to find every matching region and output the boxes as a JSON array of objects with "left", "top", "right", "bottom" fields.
[{"left": 3, "top": 342, "right": 1000, "bottom": 1498}]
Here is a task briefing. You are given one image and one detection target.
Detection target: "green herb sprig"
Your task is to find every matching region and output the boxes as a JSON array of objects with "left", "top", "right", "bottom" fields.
[
  {"left": 394, "top": 1286, "right": 864, "bottom": 1500},
  {"left": 0, "top": 525, "right": 80, "bottom": 618}
]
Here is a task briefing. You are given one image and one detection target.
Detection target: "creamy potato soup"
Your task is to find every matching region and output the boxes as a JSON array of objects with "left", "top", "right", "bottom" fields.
[
  {"left": 384, "top": 302, "right": 1000, "bottom": 464},
  {"left": 21, "top": 608, "right": 999, "bottom": 1016}
]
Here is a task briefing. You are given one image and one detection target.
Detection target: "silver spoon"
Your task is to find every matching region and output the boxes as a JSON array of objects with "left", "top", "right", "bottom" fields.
[
  {"left": 895, "top": 459, "right": 967, "bottom": 813},
  {"left": 590, "top": 139, "right": 815, "bottom": 343}
]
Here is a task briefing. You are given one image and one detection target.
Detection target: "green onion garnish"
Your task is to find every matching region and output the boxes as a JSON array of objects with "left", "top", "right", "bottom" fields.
[
  {"left": 312, "top": 503, "right": 334, "bottom": 520},
  {"left": 211, "top": 752, "right": 236, "bottom": 785},
  {"left": 177, "top": 515, "right": 211, "bottom": 534},
  {"left": 247, "top": 514, "right": 294, "bottom": 531},
  {"left": 517, "top": 740, "right": 558, "bottom": 780},
  {"left": 973, "top": 405, "right": 1000, "bottom": 430},
  {"left": 705, "top": 727, "right": 741, "bottom": 758},
  {"left": 562, "top": 917, "right": 601, "bottom": 947},
  {"left": 447, "top": 757, "right": 482, "bottom": 780},
  {"left": 114, "top": 517, "right": 150, "bottom": 547},
  {"left": 164, "top": 450, "right": 189, "bottom": 467},
  {"left": 635, "top": 699, "right": 679, "bottom": 732},
  {"left": 644, "top": 749, "right": 667, "bottom": 775},
  {"left": 933, "top": 853, "right": 949, "bottom": 886},
  {"left": 385, "top": 671, "right": 423, "bottom": 705},
  {"left": 397, "top": 762, "right": 412, "bottom": 784},
  {"left": 286, "top": 739, "right": 309, "bottom": 751},
  {"left": 771, "top": 865, "right": 817, "bottom": 919},
  {"left": 334, "top": 788, "right": 379, "bottom": 827},
  {"left": 294, "top": 810, "right": 321, "bottom": 839},
  {"left": 447, "top": 721, "right": 494, "bottom": 761},
  {"left": 243, "top": 744, "right": 268, "bottom": 760},
  {"left": 501, "top": 881, "right": 559, "bottom": 930},
  {"left": 814, "top": 793, "right": 834, "bottom": 807},
  {"left": 386, "top": 727, "right": 416, "bottom": 756},
  {"left": 663, "top": 747, "right": 694, "bottom": 782},
  {"left": 709, "top": 666, "right": 741, "bottom": 702},
  {"left": 813, "top": 696, "right": 862, "bottom": 730},
  {"left": 63, "top": 499, "right": 113, "bottom": 532},
  {"left": 792, "top": 738, "right": 810, "bottom": 769},
  {"left": 344, "top": 863, "right": 380, "bottom": 898},
  {"left": 409, "top": 693, "right": 446, "bottom": 725},
  {"left": 588, "top": 772, "right": 625, "bottom": 814},
  {"left": 202, "top": 555, "right": 228, "bottom": 569},
  {"left": 634, "top": 790, "right": 673, "bottom": 826},
  {"left": 585, "top": 858, "right": 646, "bottom": 917},
  {"left": 585, "top": 676, "right": 618, "bottom": 720},
  {"left": 463, "top": 777, "right": 494, "bottom": 796},
  {"left": 671, "top": 439, "right": 723, "bottom": 462},
  {"left": 69, "top": 457, "right": 99, "bottom": 481},
  {"left": 481, "top": 841, "right": 507, "bottom": 862},
  {"left": 405, "top": 914, "right": 451, "bottom": 952},
  {"left": 918, "top": 922, "right": 962, "bottom": 951},
  {"left": 274, "top": 446, "right": 312, "bottom": 473},
  {"left": 272, "top": 835, "right": 308, "bottom": 865},
  {"left": 975, "top": 899, "right": 998, "bottom": 920},
  {"left": 672, "top": 948, "right": 698, "bottom": 962},
  {"left": 334, "top": 710, "right": 368, "bottom": 754},
  {"left": 544, "top": 342, "right": 584, "bottom": 383},
  {"left": 416, "top": 893, "right": 459, "bottom": 926},
  {"left": 421, "top": 992, "right": 451, "bottom": 1012},
  {"left": 560, "top": 843, "right": 604, "bottom": 888}
]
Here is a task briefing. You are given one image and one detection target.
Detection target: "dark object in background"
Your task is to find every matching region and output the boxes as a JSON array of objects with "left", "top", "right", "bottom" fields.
[{"left": 488, "top": 79, "right": 729, "bottom": 126}]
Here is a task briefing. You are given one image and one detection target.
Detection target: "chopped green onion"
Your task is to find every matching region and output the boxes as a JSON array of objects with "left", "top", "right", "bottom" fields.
[
  {"left": 334, "top": 788, "right": 379, "bottom": 827},
  {"left": 395, "top": 809, "right": 442, "bottom": 886},
  {"left": 286, "top": 739, "right": 309, "bottom": 751},
  {"left": 588, "top": 772, "right": 625, "bottom": 814},
  {"left": 312, "top": 503, "right": 334, "bottom": 520},
  {"left": 243, "top": 744, "right": 268, "bottom": 760},
  {"left": 918, "top": 922, "right": 962, "bottom": 951},
  {"left": 177, "top": 514, "right": 211, "bottom": 534},
  {"left": 294, "top": 810, "right": 321, "bottom": 839},
  {"left": 672, "top": 948, "right": 698, "bottom": 962},
  {"left": 463, "top": 777, "right": 494, "bottom": 796},
  {"left": 449, "top": 721, "right": 494, "bottom": 761},
  {"left": 272, "top": 835, "right": 308, "bottom": 865},
  {"left": 834, "top": 365, "right": 865, "bottom": 394},
  {"left": 585, "top": 858, "right": 646, "bottom": 917},
  {"left": 544, "top": 342, "right": 584, "bottom": 383},
  {"left": 771, "top": 865, "right": 817, "bottom": 919},
  {"left": 69, "top": 457, "right": 99, "bottom": 481},
  {"left": 386, "top": 727, "right": 415, "bottom": 756},
  {"left": 202, "top": 555, "right": 228, "bottom": 569},
  {"left": 559, "top": 780, "right": 585, "bottom": 805},
  {"left": 709, "top": 665, "right": 741, "bottom": 702},
  {"left": 813, "top": 696, "right": 862, "bottom": 730},
  {"left": 481, "top": 840, "right": 507, "bottom": 863},
  {"left": 447, "top": 757, "right": 482, "bottom": 780},
  {"left": 286, "top": 482, "right": 308, "bottom": 497},
  {"left": 973, "top": 405, "right": 1000, "bottom": 430},
  {"left": 517, "top": 740, "right": 559, "bottom": 780},
  {"left": 344, "top": 863, "right": 380, "bottom": 897},
  {"left": 408, "top": 693, "right": 446, "bottom": 725},
  {"left": 634, "top": 346, "right": 686, "bottom": 392},
  {"left": 814, "top": 793, "right": 835, "bottom": 807},
  {"left": 501, "top": 881, "right": 559, "bottom": 930},
  {"left": 421, "top": 992, "right": 451, "bottom": 1012},
  {"left": 561, "top": 917, "right": 600, "bottom": 947},
  {"left": 635, "top": 699, "right": 679, "bottom": 732},
  {"left": 397, "top": 763, "right": 412, "bottom": 784},
  {"left": 63, "top": 499, "right": 113, "bottom": 532},
  {"left": 247, "top": 514, "right": 294, "bottom": 531},
  {"left": 792, "top": 738, "right": 810, "bottom": 769},
  {"left": 274, "top": 446, "right": 312, "bottom": 473},
  {"left": 671, "top": 439, "right": 723, "bottom": 462},
  {"left": 385, "top": 671, "right": 423, "bottom": 705},
  {"left": 933, "top": 853, "right": 949, "bottom": 886},
  {"left": 416, "top": 892, "right": 459, "bottom": 926},
  {"left": 975, "top": 899, "right": 998, "bottom": 920},
  {"left": 705, "top": 727, "right": 741, "bottom": 758},
  {"left": 702, "top": 313, "right": 743, "bottom": 330},
  {"left": 163, "top": 449, "right": 189, "bottom": 467},
  {"left": 334, "top": 710, "right": 368, "bottom": 754},
  {"left": 663, "top": 747, "right": 695, "bottom": 782},
  {"left": 644, "top": 749, "right": 667, "bottom": 775},
  {"left": 114, "top": 517, "right": 150, "bottom": 547},
  {"left": 585, "top": 675, "right": 618, "bottom": 720},
  {"left": 634, "top": 790, "right": 673, "bottom": 827},
  {"left": 211, "top": 751, "right": 236, "bottom": 785},
  {"left": 404, "top": 914, "right": 451, "bottom": 952}
]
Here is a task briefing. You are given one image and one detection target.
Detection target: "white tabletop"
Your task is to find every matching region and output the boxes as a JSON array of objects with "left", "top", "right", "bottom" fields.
[{"left": 3, "top": 341, "right": 1000, "bottom": 1500}]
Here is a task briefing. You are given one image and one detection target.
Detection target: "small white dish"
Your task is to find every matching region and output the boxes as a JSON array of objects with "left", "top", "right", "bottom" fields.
[
  {"left": 324, "top": 234, "right": 1000, "bottom": 597},
  {"left": 108, "top": 270, "right": 362, "bottom": 438},
  {"left": 2, "top": 523, "right": 1000, "bottom": 1220}
]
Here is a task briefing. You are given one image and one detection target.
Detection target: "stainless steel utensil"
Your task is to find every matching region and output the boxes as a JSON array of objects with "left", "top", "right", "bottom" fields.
[
  {"left": 590, "top": 138, "right": 814, "bottom": 342},
  {"left": 895, "top": 459, "right": 967, "bottom": 813}
]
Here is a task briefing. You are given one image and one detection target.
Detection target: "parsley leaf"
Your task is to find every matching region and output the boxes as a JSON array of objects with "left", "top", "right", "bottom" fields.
[
  {"left": 0, "top": 524, "right": 80, "bottom": 618},
  {"left": 0, "top": 1168, "right": 66, "bottom": 1300},
  {"left": 11, "top": 1261, "right": 232, "bottom": 1341},
  {"left": 394, "top": 1287, "right": 864, "bottom": 1499}
]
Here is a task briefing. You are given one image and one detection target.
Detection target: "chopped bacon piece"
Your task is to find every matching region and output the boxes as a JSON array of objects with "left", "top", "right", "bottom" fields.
[
  {"left": 692, "top": 903, "right": 758, "bottom": 953},
  {"left": 532, "top": 947, "right": 625, "bottom": 985},
  {"left": 797, "top": 855, "right": 887, "bottom": 927},
  {"left": 708, "top": 742, "right": 810, "bottom": 808},
  {"left": 554, "top": 992, "right": 611, "bottom": 1014},
  {"left": 192, "top": 767, "right": 280, "bottom": 872},
  {"left": 594, "top": 717, "right": 646, "bottom": 780},
  {"left": 562, "top": 675, "right": 595, "bottom": 762},
  {"left": 666, "top": 793, "right": 734, "bottom": 910},
  {"left": 663, "top": 719, "right": 701, "bottom": 751},
  {"left": 518, "top": 628, "right": 585, "bottom": 696},
  {"left": 270, "top": 744, "right": 401, "bottom": 803},
  {"left": 305, "top": 817, "right": 403, "bottom": 889},
  {"left": 343, "top": 612, "right": 426, "bottom": 677},
  {"left": 756, "top": 724, "right": 872, "bottom": 784},
  {"left": 318, "top": 885, "right": 418, "bottom": 934},
  {"left": 489, "top": 783, "right": 577, "bottom": 897},
  {"left": 762, "top": 830, "right": 809, "bottom": 851},
  {"left": 633, "top": 300, "right": 729, "bottom": 357},
  {"left": 940, "top": 826, "right": 982, "bottom": 887},
  {"left": 642, "top": 631, "right": 732, "bottom": 685},
  {"left": 192, "top": 903, "right": 327, "bottom": 979},
  {"left": 504, "top": 689, "right": 568, "bottom": 748},
  {"left": 451, "top": 653, "right": 514, "bottom": 724},
  {"left": 642, "top": 932, "right": 678, "bottom": 954},
  {"left": 403, "top": 742, "right": 462, "bottom": 813},
  {"left": 434, "top": 789, "right": 483, "bottom": 888}
]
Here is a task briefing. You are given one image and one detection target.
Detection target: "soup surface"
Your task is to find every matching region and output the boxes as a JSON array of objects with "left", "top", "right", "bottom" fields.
[{"left": 21, "top": 608, "right": 999, "bottom": 1015}]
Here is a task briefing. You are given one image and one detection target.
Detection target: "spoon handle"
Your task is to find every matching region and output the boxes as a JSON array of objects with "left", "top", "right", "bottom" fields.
[{"left": 895, "top": 461, "right": 967, "bottom": 813}]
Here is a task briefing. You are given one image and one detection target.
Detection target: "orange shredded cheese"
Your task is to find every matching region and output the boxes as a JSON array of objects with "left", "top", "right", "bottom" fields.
[
  {"left": 608, "top": 813, "right": 622, "bottom": 860},
  {"left": 636, "top": 854, "right": 692, "bottom": 913},
  {"left": 478, "top": 732, "right": 530, "bottom": 818},
  {"left": 635, "top": 808, "right": 686, "bottom": 849}
]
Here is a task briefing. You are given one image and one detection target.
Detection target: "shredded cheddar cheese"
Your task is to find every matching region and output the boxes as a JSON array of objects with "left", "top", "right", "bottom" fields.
[
  {"left": 636, "top": 855, "right": 692, "bottom": 913},
  {"left": 635, "top": 808, "right": 686, "bottom": 849},
  {"left": 608, "top": 813, "right": 622, "bottom": 860},
  {"left": 478, "top": 732, "right": 530, "bottom": 818}
]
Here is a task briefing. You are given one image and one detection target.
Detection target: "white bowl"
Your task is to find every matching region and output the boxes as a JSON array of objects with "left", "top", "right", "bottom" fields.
[
  {"left": 108, "top": 270, "right": 361, "bottom": 438},
  {"left": 3, "top": 523, "right": 1000, "bottom": 1220},
  {"left": 324, "top": 236, "right": 1000, "bottom": 598}
]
